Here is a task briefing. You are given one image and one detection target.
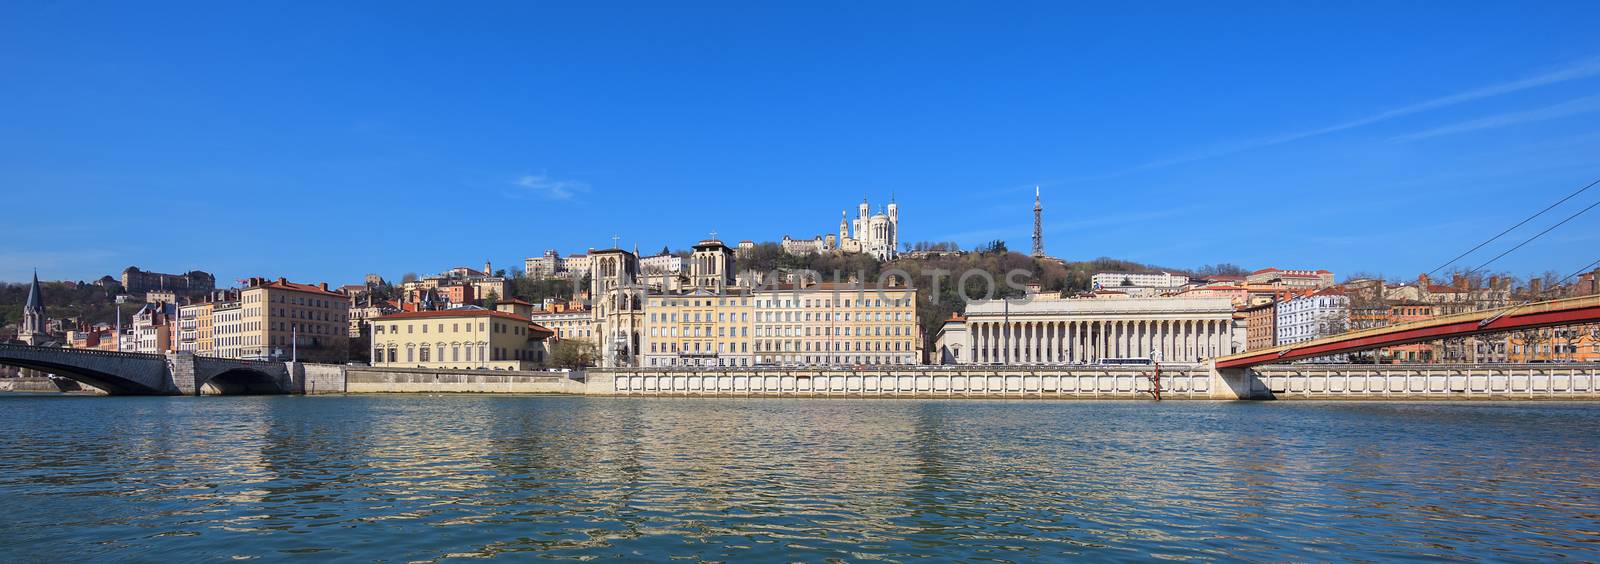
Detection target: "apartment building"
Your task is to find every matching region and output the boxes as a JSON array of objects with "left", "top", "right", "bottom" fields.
[
  {"left": 233, "top": 277, "right": 349, "bottom": 363},
  {"left": 752, "top": 283, "right": 920, "bottom": 366}
]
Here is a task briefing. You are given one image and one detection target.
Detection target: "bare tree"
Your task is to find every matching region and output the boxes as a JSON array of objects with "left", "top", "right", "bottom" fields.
[{"left": 1511, "top": 329, "right": 1547, "bottom": 362}]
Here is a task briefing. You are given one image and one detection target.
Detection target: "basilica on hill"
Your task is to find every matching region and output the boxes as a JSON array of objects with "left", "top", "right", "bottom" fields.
[{"left": 780, "top": 196, "right": 899, "bottom": 260}]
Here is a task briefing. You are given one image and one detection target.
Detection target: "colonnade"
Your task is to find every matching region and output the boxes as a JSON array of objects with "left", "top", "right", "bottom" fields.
[{"left": 968, "top": 318, "right": 1233, "bottom": 364}]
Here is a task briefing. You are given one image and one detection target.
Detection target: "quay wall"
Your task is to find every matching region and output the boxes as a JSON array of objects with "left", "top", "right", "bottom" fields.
[
  {"left": 242, "top": 363, "right": 1600, "bottom": 400},
  {"left": 0, "top": 376, "right": 81, "bottom": 393},
  {"left": 1247, "top": 363, "right": 1600, "bottom": 400},
  {"left": 585, "top": 367, "right": 1215, "bottom": 399},
  {"left": 300, "top": 363, "right": 348, "bottom": 394},
  {"left": 344, "top": 367, "right": 585, "bottom": 394}
]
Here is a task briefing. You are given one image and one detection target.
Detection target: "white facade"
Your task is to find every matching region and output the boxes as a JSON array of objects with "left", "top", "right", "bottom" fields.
[
  {"left": 213, "top": 302, "right": 244, "bottom": 359},
  {"left": 1090, "top": 272, "right": 1189, "bottom": 290},
  {"left": 176, "top": 302, "right": 202, "bottom": 353},
  {"left": 786, "top": 197, "right": 900, "bottom": 260},
  {"left": 956, "top": 296, "right": 1236, "bottom": 365},
  {"left": 640, "top": 254, "right": 683, "bottom": 275},
  {"left": 1246, "top": 268, "right": 1335, "bottom": 289},
  {"left": 838, "top": 198, "right": 899, "bottom": 260},
  {"left": 1275, "top": 292, "right": 1349, "bottom": 361}
]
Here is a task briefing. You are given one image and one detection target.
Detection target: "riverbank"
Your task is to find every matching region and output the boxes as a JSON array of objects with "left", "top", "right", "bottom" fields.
[{"left": 313, "top": 364, "right": 1600, "bottom": 401}]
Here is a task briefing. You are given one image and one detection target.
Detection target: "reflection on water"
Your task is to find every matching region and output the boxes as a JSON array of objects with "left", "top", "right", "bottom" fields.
[{"left": 1, "top": 395, "right": 1598, "bottom": 561}]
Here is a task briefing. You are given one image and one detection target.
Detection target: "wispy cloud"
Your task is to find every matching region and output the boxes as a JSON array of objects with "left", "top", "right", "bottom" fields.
[
  {"left": 509, "top": 173, "right": 589, "bottom": 200},
  {"left": 1019, "top": 56, "right": 1600, "bottom": 189},
  {"left": 1391, "top": 94, "right": 1600, "bottom": 142}
]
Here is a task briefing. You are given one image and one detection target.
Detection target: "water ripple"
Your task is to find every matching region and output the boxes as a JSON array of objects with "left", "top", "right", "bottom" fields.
[{"left": 1, "top": 395, "right": 1598, "bottom": 562}]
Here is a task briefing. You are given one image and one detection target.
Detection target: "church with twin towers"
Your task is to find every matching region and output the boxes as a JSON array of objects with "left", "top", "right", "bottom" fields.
[{"left": 781, "top": 196, "right": 899, "bottom": 260}]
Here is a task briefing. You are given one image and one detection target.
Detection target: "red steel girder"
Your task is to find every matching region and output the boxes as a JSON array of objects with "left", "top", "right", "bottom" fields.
[{"left": 1216, "top": 303, "right": 1600, "bottom": 369}]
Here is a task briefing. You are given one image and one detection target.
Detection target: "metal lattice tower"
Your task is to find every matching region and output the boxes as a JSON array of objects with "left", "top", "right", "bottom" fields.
[{"left": 1031, "top": 186, "right": 1044, "bottom": 257}]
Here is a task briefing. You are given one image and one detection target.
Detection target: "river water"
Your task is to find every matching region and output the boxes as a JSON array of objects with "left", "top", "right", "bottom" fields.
[{"left": 1, "top": 394, "right": 1597, "bottom": 562}]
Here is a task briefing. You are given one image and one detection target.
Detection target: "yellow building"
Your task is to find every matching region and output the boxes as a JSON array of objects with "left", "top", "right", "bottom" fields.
[
  {"left": 643, "top": 291, "right": 754, "bottom": 367},
  {"left": 371, "top": 309, "right": 554, "bottom": 370},
  {"left": 236, "top": 277, "right": 350, "bottom": 363}
]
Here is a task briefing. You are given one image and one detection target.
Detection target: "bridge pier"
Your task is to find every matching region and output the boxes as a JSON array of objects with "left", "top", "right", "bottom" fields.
[
  {"left": 167, "top": 353, "right": 199, "bottom": 395},
  {"left": 1207, "top": 362, "right": 1267, "bottom": 400}
]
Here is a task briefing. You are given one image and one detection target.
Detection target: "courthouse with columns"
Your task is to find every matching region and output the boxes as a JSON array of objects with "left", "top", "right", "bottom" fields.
[{"left": 939, "top": 294, "right": 1240, "bottom": 365}]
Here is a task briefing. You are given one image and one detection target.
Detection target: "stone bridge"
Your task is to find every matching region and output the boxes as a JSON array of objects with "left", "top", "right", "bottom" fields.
[{"left": 0, "top": 343, "right": 300, "bottom": 395}]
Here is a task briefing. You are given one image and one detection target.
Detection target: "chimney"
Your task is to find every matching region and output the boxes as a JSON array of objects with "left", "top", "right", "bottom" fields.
[
  {"left": 1530, "top": 278, "right": 1543, "bottom": 295},
  {"left": 1453, "top": 274, "right": 1467, "bottom": 291},
  {"left": 277, "top": 277, "right": 288, "bottom": 285},
  {"left": 319, "top": 282, "right": 329, "bottom": 292},
  {"left": 1417, "top": 273, "right": 1430, "bottom": 287}
]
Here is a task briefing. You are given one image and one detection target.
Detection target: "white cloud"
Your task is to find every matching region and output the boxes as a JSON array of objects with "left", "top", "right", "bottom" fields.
[
  {"left": 1391, "top": 94, "right": 1600, "bottom": 142},
  {"left": 511, "top": 173, "right": 589, "bottom": 200}
]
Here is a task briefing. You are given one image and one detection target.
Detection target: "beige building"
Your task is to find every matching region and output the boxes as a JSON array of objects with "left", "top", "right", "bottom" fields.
[
  {"left": 371, "top": 309, "right": 554, "bottom": 370},
  {"left": 642, "top": 238, "right": 921, "bottom": 367},
  {"left": 643, "top": 291, "right": 754, "bottom": 367},
  {"left": 233, "top": 277, "right": 349, "bottom": 363},
  {"left": 530, "top": 309, "right": 594, "bottom": 342},
  {"left": 753, "top": 283, "right": 920, "bottom": 366}
]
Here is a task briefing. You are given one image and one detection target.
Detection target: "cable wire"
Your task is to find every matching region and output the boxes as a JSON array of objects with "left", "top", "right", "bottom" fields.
[
  {"left": 1465, "top": 197, "right": 1600, "bottom": 276},
  {"left": 1427, "top": 177, "right": 1600, "bottom": 277}
]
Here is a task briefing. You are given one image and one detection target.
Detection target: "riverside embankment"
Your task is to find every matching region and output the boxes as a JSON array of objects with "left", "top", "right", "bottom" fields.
[{"left": 315, "top": 363, "right": 1600, "bottom": 400}]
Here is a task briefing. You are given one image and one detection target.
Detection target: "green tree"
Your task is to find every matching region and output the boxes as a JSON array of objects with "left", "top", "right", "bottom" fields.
[{"left": 548, "top": 339, "right": 597, "bottom": 369}]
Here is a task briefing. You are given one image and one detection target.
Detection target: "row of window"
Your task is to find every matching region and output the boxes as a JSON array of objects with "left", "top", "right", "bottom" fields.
[
  {"left": 374, "top": 344, "right": 542, "bottom": 364},
  {"left": 375, "top": 322, "right": 526, "bottom": 336},
  {"left": 643, "top": 354, "right": 918, "bottom": 367}
]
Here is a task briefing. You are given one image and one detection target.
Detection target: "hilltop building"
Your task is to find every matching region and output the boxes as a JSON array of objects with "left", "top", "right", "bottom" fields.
[
  {"left": 119, "top": 266, "right": 215, "bottom": 297},
  {"left": 782, "top": 196, "right": 900, "bottom": 260}
]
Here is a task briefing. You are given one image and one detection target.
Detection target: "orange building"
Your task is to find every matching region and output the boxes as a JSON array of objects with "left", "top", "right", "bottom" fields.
[
  {"left": 1384, "top": 302, "right": 1439, "bottom": 363},
  {"left": 1508, "top": 324, "right": 1600, "bottom": 363},
  {"left": 1240, "top": 300, "right": 1277, "bottom": 351}
]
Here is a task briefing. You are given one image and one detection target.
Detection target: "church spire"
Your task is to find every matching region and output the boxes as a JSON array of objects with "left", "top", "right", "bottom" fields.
[
  {"left": 20, "top": 269, "right": 46, "bottom": 345},
  {"left": 23, "top": 269, "right": 43, "bottom": 314}
]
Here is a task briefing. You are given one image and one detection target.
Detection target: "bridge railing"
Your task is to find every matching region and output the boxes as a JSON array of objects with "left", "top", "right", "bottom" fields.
[{"left": 0, "top": 343, "right": 167, "bottom": 361}]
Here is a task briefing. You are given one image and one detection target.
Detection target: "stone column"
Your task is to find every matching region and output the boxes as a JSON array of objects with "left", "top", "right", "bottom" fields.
[{"left": 975, "top": 323, "right": 985, "bottom": 364}]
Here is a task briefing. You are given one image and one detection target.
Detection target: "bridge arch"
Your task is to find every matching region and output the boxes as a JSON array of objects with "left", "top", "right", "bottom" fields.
[
  {"left": 200, "top": 367, "right": 289, "bottom": 395},
  {"left": 193, "top": 357, "right": 292, "bottom": 395},
  {"left": 0, "top": 345, "right": 170, "bottom": 395}
]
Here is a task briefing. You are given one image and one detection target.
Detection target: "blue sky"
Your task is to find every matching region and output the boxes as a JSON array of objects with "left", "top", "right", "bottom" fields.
[{"left": 5, "top": 2, "right": 1600, "bottom": 286}]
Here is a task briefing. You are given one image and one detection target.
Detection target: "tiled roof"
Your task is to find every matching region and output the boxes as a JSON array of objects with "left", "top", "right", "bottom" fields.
[
  {"left": 255, "top": 279, "right": 345, "bottom": 297},
  {"left": 376, "top": 309, "right": 535, "bottom": 323}
]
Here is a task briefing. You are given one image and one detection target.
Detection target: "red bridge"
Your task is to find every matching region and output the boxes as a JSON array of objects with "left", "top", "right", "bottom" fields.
[{"left": 1216, "top": 294, "right": 1600, "bottom": 369}]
